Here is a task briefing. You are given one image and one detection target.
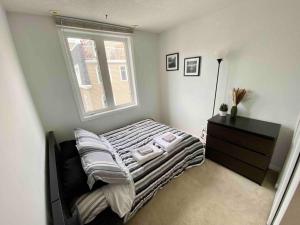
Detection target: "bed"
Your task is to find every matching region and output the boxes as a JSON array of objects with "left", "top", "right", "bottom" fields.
[{"left": 48, "top": 119, "right": 205, "bottom": 225}]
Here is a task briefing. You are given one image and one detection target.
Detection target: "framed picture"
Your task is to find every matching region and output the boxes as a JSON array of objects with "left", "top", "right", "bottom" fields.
[
  {"left": 184, "top": 56, "right": 201, "bottom": 76},
  {"left": 166, "top": 53, "right": 179, "bottom": 71}
]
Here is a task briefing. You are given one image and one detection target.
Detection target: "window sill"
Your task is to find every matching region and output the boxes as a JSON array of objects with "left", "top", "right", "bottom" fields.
[{"left": 80, "top": 103, "right": 138, "bottom": 121}]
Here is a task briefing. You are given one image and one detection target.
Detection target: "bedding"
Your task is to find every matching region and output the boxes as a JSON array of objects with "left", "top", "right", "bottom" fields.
[
  {"left": 59, "top": 140, "right": 107, "bottom": 202},
  {"left": 72, "top": 119, "right": 205, "bottom": 224},
  {"left": 59, "top": 140, "right": 90, "bottom": 202},
  {"left": 60, "top": 140, "right": 78, "bottom": 160},
  {"left": 74, "top": 128, "right": 129, "bottom": 188},
  {"left": 62, "top": 156, "right": 90, "bottom": 201}
]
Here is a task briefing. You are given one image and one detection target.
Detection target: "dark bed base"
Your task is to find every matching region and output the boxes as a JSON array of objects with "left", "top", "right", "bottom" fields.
[{"left": 47, "top": 131, "right": 122, "bottom": 225}]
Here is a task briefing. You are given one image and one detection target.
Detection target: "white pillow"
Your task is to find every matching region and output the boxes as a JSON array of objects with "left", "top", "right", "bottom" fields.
[{"left": 74, "top": 128, "right": 129, "bottom": 189}]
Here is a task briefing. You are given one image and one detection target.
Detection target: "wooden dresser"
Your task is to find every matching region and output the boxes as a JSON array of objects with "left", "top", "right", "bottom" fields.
[{"left": 206, "top": 115, "right": 281, "bottom": 184}]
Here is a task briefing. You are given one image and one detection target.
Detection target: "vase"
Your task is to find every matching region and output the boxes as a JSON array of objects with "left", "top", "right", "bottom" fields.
[
  {"left": 219, "top": 111, "right": 227, "bottom": 117},
  {"left": 230, "top": 106, "right": 238, "bottom": 119}
]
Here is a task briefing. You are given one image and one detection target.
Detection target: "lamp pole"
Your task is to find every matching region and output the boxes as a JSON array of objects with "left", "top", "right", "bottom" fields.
[{"left": 212, "top": 58, "right": 223, "bottom": 117}]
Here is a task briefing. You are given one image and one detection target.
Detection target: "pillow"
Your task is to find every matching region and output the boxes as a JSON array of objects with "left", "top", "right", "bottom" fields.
[
  {"left": 62, "top": 156, "right": 90, "bottom": 202},
  {"left": 74, "top": 128, "right": 102, "bottom": 145},
  {"left": 81, "top": 151, "right": 129, "bottom": 189},
  {"left": 60, "top": 140, "right": 107, "bottom": 202},
  {"left": 74, "top": 128, "right": 129, "bottom": 189},
  {"left": 59, "top": 140, "right": 78, "bottom": 161},
  {"left": 74, "top": 128, "right": 113, "bottom": 156}
]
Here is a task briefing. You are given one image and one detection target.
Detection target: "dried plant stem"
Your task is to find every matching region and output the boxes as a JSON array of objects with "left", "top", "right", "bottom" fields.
[{"left": 232, "top": 88, "right": 246, "bottom": 106}]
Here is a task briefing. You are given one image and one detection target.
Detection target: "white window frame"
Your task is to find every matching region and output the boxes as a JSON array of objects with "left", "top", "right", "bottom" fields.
[
  {"left": 74, "top": 64, "right": 81, "bottom": 83},
  {"left": 74, "top": 64, "right": 92, "bottom": 89},
  {"left": 95, "top": 66, "right": 101, "bottom": 84},
  {"left": 58, "top": 27, "right": 138, "bottom": 121},
  {"left": 119, "top": 65, "right": 128, "bottom": 81}
]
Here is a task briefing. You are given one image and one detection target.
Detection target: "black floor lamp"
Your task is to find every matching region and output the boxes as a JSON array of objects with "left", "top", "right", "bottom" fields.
[{"left": 212, "top": 58, "right": 223, "bottom": 117}]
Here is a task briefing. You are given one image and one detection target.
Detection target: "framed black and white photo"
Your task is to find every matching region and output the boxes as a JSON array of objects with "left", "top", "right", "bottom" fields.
[
  {"left": 166, "top": 53, "right": 179, "bottom": 71},
  {"left": 184, "top": 57, "right": 201, "bottom": 76}
]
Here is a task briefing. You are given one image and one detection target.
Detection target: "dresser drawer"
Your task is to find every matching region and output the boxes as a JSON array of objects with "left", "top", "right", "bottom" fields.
[
  {"left": 207, "top": 122, "right": 275, "bottom": 156},
  {"left": 206, "top": 135, "right": 270, "bottom": 170},
  {"left": 206, "top": 148, "right": 266, "bottom": 184}
]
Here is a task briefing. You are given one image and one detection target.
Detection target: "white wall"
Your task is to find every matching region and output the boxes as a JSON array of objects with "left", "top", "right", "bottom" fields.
[
  {"left": 0, "top": 5, "right": 47, "bottom": 225},
  {"left": 6, "top": 0, "right": 300, "bottom": 170},
  {"left": 159, "top": 0, "right": 300, "bottom": 170},
  {"left": 7, "top": 12, "right": 160, "bottom": 142}
]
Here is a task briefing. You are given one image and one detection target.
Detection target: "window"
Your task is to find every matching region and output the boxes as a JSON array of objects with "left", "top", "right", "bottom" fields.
[
  {"left": 119, "top": 65, "right": 128, "bottom": 81},
  {"left": 74, "top": 64, "right": 92, "bottom": 89},
  {"left": 74, "top": 64, "right": 81, "bottom": 83},
  {"left": 96, "top": 66, "right": 101, "bottom": 84},
  {"left": 61, "top": 29, "right": 137, "bottom": 120}
]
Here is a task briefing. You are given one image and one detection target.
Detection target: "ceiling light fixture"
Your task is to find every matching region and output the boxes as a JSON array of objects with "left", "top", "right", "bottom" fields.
[{"left": 49, "top": 10, "right": 60, "bottom": 16}]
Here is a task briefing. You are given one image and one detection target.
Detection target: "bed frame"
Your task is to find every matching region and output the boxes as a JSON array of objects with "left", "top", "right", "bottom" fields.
[
  {"left": 48, "top": 131, "right": 81, "bottom": 225},
  {"left": 47, "top": 131, "right": 122, "bottom": 225}
]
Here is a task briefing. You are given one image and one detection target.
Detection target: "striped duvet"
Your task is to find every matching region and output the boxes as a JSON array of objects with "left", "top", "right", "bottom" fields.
[{"left": 74, "top": 119, "right": 205, "bottom": 223}]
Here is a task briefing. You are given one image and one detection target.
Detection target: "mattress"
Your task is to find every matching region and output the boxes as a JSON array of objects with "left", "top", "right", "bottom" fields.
[{"left": 73, "top": 119, "right": 205, "bottom": 223}]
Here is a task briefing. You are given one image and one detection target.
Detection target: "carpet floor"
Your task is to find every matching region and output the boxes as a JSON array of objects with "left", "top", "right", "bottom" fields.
[{"left": 127, "top": 159, "right": 277, "bottom": 225}]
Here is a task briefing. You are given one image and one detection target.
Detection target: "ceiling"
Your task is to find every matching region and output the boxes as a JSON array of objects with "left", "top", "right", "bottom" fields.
[{"left": 1, "top": 0, "right": 239, "bottom": 33}]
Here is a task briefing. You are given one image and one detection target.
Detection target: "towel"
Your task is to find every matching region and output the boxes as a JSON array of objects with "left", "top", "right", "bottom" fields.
[
  {"left": 137, "top": 145, "right": 154, "bottom": 155},
  {"left": 132, "top": 144, "right": 164, "bottom": 165},
  {"left": 153, "top": 132, "right": 183, "bottom": 152},
  {"left": 162, "top": 133, "right": 176, "bottom": 143}
]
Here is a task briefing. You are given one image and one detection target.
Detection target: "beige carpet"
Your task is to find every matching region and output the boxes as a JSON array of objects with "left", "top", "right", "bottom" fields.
[{"left": 127, "top": 159, "right": 277, "bottom": 225}]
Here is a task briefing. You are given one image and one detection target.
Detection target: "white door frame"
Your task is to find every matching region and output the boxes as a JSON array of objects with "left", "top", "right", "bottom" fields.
[
  {"left": 267, "top": 113, "right": 300, "bottom": 225},
  {"left": 269, "top": 157, "right": 300, "bottom": 225}
]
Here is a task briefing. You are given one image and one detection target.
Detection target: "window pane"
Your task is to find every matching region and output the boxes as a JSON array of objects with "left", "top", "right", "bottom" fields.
[
  {"left": 104, "top": 41, "right": 133, "bottom": 106},
  {"left": 67, "top": 38, "right": 107, "bottom": 113},
  {"left": 120, "top": 65, "right": 128, "bottom": 81}
]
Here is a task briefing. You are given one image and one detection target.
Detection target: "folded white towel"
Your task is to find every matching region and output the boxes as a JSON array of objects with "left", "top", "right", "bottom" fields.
[
  {"left": 153, "top": 132, "right": 183, "bottom": 152},
  {"left": 137, "top": 145, "right": 154, "bottom": 155},
  {"left": 132, "top": 144, "right": 164, "bottom": 165}
]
